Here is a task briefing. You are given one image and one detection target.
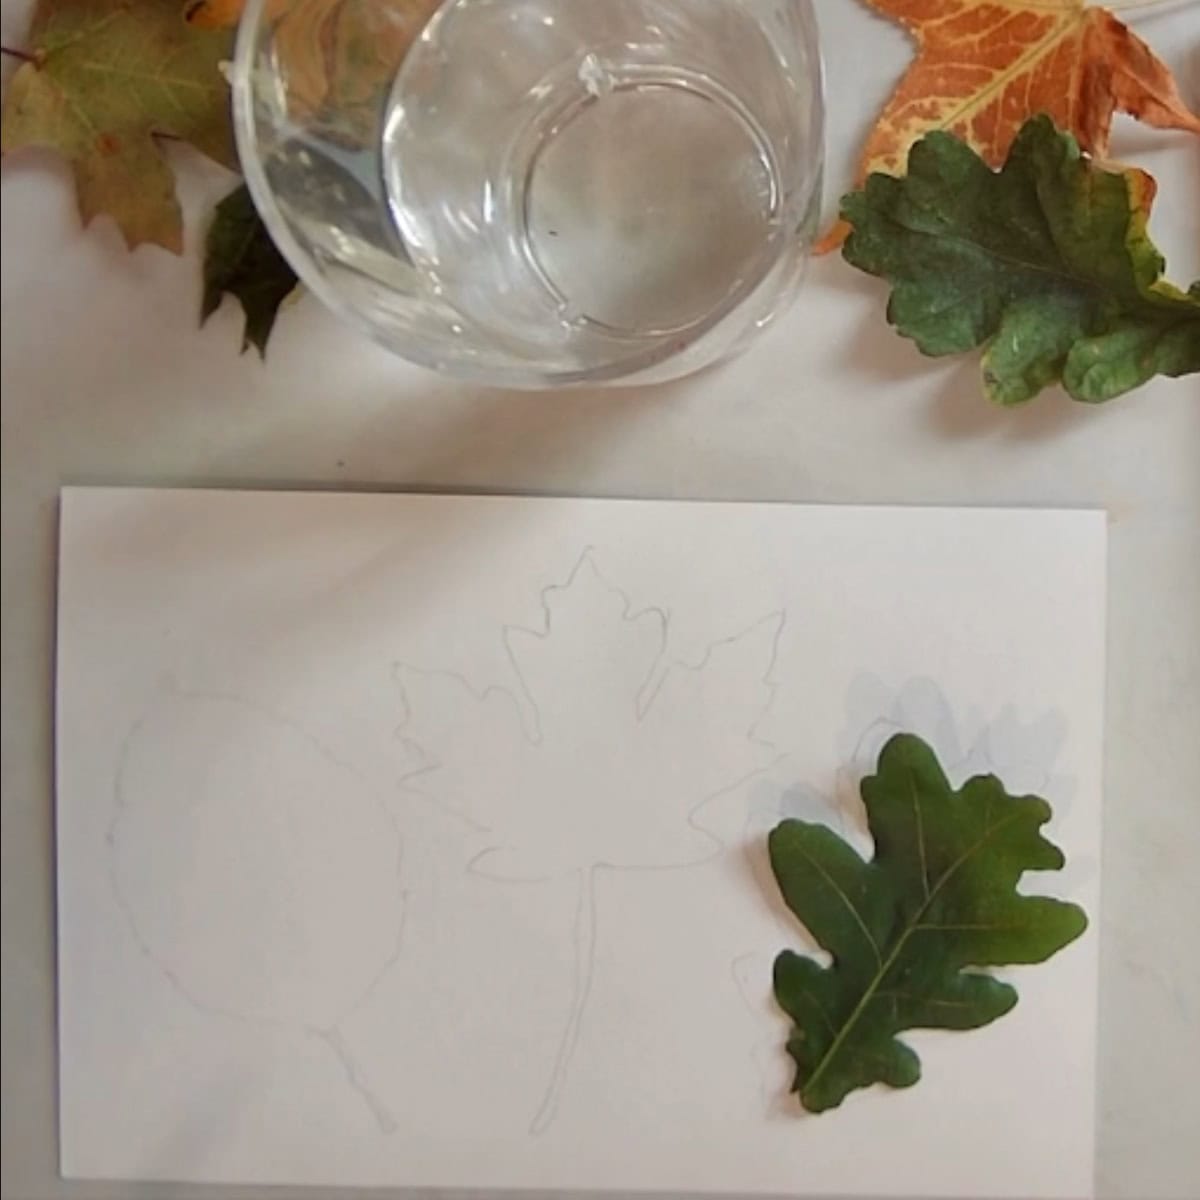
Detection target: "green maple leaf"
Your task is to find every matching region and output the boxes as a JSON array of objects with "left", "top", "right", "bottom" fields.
[
  {"left": 1, "top": 0, "right": 236, "bottom": 253},
  {"left": 841, "top": 114, "right": 1200, "bottom": 405},
  {"left": 769, "top": 732, "right": 1087, "bottom": 1114},
  {"left": 202, "top": 184, "right": 299, "bottom": 356}
]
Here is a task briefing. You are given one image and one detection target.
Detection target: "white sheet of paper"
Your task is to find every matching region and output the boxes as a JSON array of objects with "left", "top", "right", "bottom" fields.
[{"left": 56, "top": 487, "right": 1106, "bottom": 1199}]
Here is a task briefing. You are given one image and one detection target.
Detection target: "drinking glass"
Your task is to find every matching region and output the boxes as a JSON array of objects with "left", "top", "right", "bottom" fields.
[{"left": 233, "top": 0, "right": 824, "bottom": 387}]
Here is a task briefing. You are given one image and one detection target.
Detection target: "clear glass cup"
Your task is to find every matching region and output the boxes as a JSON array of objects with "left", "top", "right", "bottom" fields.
[{"left": 233, "top": 0, "right": 823, "bottom": 387}]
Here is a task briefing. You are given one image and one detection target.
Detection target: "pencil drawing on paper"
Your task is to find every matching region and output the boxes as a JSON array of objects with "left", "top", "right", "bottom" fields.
[
  {"left": 396, "top": 549, "right": 787, "bottom": 1134},
  {"left": 109, "top": 689, "right": 406, "bottom": 1132}
]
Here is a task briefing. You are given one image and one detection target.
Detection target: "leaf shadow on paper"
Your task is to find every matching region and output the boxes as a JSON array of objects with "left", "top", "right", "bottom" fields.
[
  {"left": 395, "top": 548, "right": 786, "bottom": 1134},
  {"left": 734, "top": 674, "right": 1089, "bottom": 1111},
  {"left": 109, "top": 685, "right": 407, "bottom": 1132}
]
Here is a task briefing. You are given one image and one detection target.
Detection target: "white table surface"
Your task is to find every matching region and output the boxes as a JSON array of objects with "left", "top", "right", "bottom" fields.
[{"left": 2, "top": 1, "right": 1197, "bottom": 1198}]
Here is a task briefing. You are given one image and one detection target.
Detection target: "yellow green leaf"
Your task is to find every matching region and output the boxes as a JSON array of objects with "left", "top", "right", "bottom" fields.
[{"left": 2, "top": 0, "right": 237, "bottom": 252}]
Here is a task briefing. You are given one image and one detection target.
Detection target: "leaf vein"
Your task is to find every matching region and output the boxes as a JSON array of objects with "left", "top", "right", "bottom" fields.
[
  {"left": 788, "top": 841, "right": 883, "bottom": 969},
  {"left": 798, "top": 809, "right": 1027, "bottom": 1102}
]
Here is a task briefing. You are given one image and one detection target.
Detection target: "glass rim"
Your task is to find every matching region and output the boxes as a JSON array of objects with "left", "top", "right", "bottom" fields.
[{"left": 232, "top": 0, "right": 827, "bottom": 387}]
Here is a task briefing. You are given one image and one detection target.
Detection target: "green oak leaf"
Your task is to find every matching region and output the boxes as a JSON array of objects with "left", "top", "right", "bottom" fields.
[
  {"left": 840, "top": 114, "right": 1200, "bottom": 405},
  {"left": 201, "top": 184, "right": 299, "bottom": 357},
  {"left": 769, "top": 732, "right": 1087, "bottom": 1114}
]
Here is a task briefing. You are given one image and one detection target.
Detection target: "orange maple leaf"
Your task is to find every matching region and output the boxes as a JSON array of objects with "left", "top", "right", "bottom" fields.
[{"left": 819, "top": 0, "right": 1200, "bottom": 252}]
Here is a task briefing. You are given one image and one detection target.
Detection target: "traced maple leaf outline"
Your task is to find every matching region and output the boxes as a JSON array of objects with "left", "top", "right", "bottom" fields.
[{"left": 395, "top": 548, "right": 785, "bottom": 1133}]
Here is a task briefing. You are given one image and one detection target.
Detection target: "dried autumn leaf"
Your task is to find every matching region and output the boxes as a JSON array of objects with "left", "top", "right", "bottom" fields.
[
  {"left": 202, "top": 183, "right": 299, "bottom": 356},
  {"left": 770, "top": 732, "right": 1087, "bottom": 1113},
  {"left": 819, "top": 0, "right": 1200, "bottom": 251},
  {"left": 1, "top": 0, "right": 237, "bottom": 253},
  {"left": 842, "top": 115, "right": 1200, "bottom": 404}
]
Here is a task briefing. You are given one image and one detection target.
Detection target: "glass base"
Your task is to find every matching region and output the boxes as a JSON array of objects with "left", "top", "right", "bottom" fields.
[{"left": 521, "top": 63, "right": 781, "bottom": 339}]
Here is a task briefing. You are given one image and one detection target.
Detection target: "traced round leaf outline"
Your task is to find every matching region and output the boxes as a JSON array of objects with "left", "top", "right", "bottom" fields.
[{"left": 109, "top": 686, "right": 406, "bottom": 1132}]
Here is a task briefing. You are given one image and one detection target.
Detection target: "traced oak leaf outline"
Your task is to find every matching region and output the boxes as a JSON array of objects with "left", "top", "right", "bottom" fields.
[
  {"left": 748, "top": 676, "right": 1090, "bottom": 920},
  {"left": 752, "top": 676, "right": 1079, "bottom": 843},
  {"left": 395, "top": 549, "right": 785, "bottom": 1133},
  {"left": 840, "top": 677, "right": 1095, "bottom": 896},
  {"left": 839, "top": 675, "right": 1074, "bottom": 797}
]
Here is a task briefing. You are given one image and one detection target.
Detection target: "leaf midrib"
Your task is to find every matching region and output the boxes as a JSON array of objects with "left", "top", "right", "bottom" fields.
[
  {"left": 44, "top": 21, "right": 225, "bottom": 149},
  {"left": 786, "top": 840, "right": 883, "bottom": 968},
  {"left": 799, "top": 796, "right": 1026, "bottom": 1104},
  {"left": 883, "top": 208, "right": 1145, "bottom": 316},
  {"left": 74, "top": 61, "right": 223, "bottom": 96},
  {"left": 919, "top": 7, "right": 1086, "bottom": 139}
]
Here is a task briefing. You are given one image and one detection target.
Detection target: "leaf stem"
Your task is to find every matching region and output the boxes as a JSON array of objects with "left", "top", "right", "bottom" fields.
[
  {"left": 530, "top": 866, "right": 598, "bottom": 1134},
  {"left": 310, "top": 1025, "right": 397, "bottom": 1134},
  {"left": 1, "top": 45, "right": 36, "bottom": 62},
  {"left": 801, "top": 928, "right": 916, "bottom": 1104}
]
